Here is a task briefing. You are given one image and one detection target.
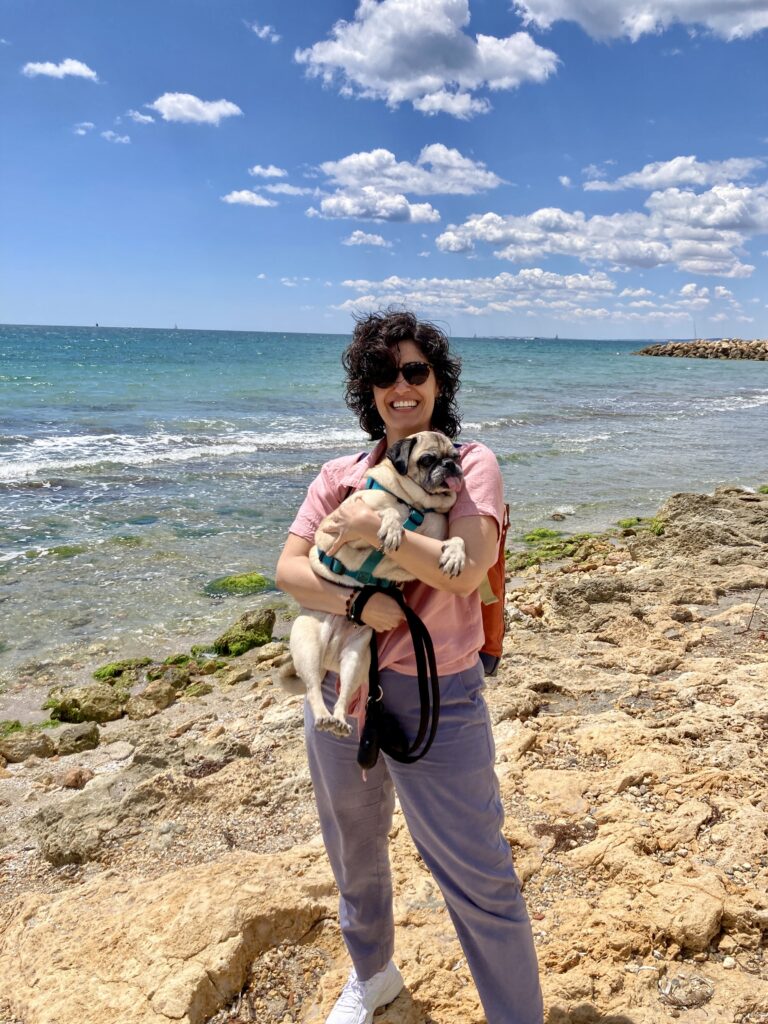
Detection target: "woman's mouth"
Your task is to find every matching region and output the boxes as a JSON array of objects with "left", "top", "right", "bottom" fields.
[{"left": 391, "top": 400, "right": 418, "bottom": 409}]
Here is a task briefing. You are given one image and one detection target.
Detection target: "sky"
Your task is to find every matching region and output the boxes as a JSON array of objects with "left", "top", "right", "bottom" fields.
[{"left": 1, "top": 0, "right": 767, "bottom": 339}]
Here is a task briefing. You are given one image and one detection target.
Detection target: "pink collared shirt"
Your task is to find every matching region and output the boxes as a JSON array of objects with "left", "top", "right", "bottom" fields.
[{"left": 288, "top": 438, "right": 505, "bottom": 676}]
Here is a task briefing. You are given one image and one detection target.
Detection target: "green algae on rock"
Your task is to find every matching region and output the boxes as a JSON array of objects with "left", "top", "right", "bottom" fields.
[
  {"left": 50, "top": 544, "right": 89, "bottom": 559},
  {"left": 45, "top": 683, "right": 125, "bottom": 724},
  {"left": 204, "top": 572, "right": 273, "bottom": 597},
  {"left": 213, "top": 608, "right": 276, "bottom": 657},
  {"left": 92, "top": 657, "right": 152, "bottom": 681},
  {"left": 507, "top": 528, "right": 598, "bottom": 571},
  {"left": 183, "top": 681, "right": 214, "bottom": 698}
]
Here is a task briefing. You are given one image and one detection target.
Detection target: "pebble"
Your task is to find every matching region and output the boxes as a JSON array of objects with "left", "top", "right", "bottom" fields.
[{"left": 722, "top": 956, "right": 736, "bottom": 970}]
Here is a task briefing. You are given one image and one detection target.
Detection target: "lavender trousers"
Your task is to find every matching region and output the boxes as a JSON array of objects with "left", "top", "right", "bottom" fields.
[{"left": 304, "top": 659, "right": 544, "bottom": 1024}]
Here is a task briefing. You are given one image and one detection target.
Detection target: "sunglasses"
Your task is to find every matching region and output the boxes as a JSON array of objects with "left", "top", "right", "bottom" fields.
[{"left": 370, "top": 361, "right": 432, "bottom": 388}]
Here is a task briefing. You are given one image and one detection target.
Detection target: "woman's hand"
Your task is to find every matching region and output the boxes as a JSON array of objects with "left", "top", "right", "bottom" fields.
[
  {"left": 324, "top": 495, "right": 380, "bottom": 557},
  {"left": 358, "top": 591, "right": 406, "bottom": 632}
]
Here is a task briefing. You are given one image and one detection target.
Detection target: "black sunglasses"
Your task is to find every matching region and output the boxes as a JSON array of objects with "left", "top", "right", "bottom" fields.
[{"left": 370, "top": 361, "right": 432, "bottom": 388}]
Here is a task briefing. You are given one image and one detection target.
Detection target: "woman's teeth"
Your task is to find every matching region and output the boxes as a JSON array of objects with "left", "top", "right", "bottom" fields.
[{"left": 392, "top": 401, "right": 417, "bottom": 409}]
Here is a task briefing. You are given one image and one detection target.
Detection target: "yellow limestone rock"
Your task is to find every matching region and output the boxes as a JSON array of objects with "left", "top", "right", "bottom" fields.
[{"left": 0, "top": 848, "right": 335, "bottom": 1024}]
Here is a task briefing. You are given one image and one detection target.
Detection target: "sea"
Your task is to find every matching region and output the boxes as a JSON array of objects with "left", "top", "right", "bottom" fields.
[{"left": 1, "top": 324, "right": 767, "bottom": 695}]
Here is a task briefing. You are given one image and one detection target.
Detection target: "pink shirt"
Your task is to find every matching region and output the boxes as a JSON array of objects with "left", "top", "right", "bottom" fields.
[{"left": 288, "top": 439, "right": 505, "bottom": 676}]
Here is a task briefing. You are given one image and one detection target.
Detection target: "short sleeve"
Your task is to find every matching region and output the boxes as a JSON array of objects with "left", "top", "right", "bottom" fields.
[
  {"left": 288, "top": 463, "right": 343, "bottom": 543},
  {"left": 448, "top": 442, "right": 505, "bottom": 537}
]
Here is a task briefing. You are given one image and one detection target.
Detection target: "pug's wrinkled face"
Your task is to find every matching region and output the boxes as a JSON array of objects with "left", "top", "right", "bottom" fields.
[{"left": 387, "top": 431, "right": 464, "bottom": 495}]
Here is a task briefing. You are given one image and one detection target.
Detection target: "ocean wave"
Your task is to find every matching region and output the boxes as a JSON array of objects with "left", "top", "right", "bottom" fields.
[{"left": 0, "top": 427, "right": 366, "bottom": 483}]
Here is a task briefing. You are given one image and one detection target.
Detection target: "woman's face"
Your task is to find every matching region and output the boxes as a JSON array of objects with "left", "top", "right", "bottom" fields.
[{"left": 371, "top": 340, "right": 439, "bottom": 443}]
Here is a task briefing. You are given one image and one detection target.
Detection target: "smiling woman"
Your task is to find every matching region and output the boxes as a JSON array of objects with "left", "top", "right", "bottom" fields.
[
  {"left": 274, "top": 308, "right": 544, "bottom": 1024},
  {"left": 342, "top": 310, "right": 462, "bottom": 441}
]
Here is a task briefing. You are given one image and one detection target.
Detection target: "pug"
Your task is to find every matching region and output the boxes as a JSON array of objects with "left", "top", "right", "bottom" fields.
[{"left": 283, "top": 430, "right": 466, "bottom": 736}]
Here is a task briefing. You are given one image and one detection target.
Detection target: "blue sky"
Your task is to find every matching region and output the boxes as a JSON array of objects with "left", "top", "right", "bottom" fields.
[{"left": 1, "top": 0, "right": 767, "bottom": 338}]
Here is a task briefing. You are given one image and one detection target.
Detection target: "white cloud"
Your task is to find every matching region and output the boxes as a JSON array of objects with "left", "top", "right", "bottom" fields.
[
  {"left": 127, "top": 109, "right": 155, "bottom": 124},
  {"left": 73, "top": 121, "right": 94, "bottom": 136},
  {"left": 619, "top": 286, "right": 653, "bottom": 297},
  {"left": 343, "top": 230, "right": 393, "bottom": 247},
  {"left": 436, "top": 180, "right": 768, "bottom": 277},
  {"left": 559, "top": 175, "right": 572, "bottom": 187},
  {"left": 249, "top": 22, "right": 281, "bottom": 43},
  {"left": 295, "top": 0, "right": 558, "bottom": 119},
  {"left": 101, "top": 130, "right": 130, "bottom": 144},
  {"left": 714, "top": 285, "right": 732, "bottom": 298},
  {"left": 22, "top": 58, "right": 98, "bottom": 81},
  {"left": 148, "top": 93, "right": 242, "bottom": 125},
  {"left": 221, "top": 190, "right": 278, "bottom": 208},
  {"left": 256, "top": 273, "right": 267, "bottom": 279},
  {"left": 513, "top": 1, "right": 768, "bottom": 41},
  {"left": 336, "top": 267, "right": 617, "bottom": 317},
  {"left": 310, "top": 186, "right": 440, "bottom": 223},
  {"left": 263, "top": 183, "right": 317, "bottom": 196},
  {"left": 585, "top": 155, "right": 764, "bottom": 191},
  {"left": 319, "top": 143, "right": 503, "bottom": 195},
  {"left": 248, "top": 163, "right": 287, "bottom": 178}
]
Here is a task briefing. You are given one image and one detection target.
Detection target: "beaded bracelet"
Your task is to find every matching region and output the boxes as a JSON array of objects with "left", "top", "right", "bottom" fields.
[{"left": 345, "top": 587, "right": 362, "bottom": 622}]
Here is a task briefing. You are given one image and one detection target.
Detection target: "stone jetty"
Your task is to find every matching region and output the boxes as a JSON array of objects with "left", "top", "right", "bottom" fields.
[{"left": 636, "top": 338, "right": 768, "bottom": 359}]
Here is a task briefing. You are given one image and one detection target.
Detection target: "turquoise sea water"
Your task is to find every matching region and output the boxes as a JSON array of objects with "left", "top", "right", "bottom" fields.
[{"left": 1, "top": 324, "right": 767, "bottom": 685}]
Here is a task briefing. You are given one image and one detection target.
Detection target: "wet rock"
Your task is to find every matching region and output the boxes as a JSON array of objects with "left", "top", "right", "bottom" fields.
[{"left": 213, "top": 608, "right": 276, "bottom": 657}]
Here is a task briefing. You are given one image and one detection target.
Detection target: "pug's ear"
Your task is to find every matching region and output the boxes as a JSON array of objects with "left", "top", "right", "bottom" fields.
[{"left": 386, "top": 436, "right": 418, "bottom": 476}]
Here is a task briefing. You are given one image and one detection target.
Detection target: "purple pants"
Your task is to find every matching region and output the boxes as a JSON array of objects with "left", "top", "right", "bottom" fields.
[{"left": 304, "top": 659, "right": 544, "bottom": 1024}]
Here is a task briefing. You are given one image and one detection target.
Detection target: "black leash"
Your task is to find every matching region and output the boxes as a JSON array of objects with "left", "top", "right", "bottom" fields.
[{"left": 349, "top": 586, "right": 440, "bottom": 770}]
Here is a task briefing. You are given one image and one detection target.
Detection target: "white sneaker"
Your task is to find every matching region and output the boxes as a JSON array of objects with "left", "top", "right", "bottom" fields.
[{"left": 325, "top": 961, "right": 404, "bottom": 1024}]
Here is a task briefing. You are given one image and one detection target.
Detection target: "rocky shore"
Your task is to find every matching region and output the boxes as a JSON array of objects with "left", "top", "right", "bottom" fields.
[
  {"left": 1, "top": 485, "right": 767, "bottom": 1024},
  {"left": 635, "top": 339, "right": 768, "bottom": 360}
]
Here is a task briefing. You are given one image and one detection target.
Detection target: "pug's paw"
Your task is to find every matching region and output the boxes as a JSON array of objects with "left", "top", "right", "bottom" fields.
[
  {"left": 377, "top": 508, "right": 404, "bottom": 552},
  {"left": 439, "top": 537, "right": 466, "bottom": 577}
]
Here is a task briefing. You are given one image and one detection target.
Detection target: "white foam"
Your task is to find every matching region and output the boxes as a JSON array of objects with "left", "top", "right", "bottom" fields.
[{"left": 0, "top": 426, "right": 366, "bottom": 483}]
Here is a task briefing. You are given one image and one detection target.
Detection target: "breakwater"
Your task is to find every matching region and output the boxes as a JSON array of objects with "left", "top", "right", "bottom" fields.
[{"left": 636, "top": 338, "right": 768, "bottom": 359}]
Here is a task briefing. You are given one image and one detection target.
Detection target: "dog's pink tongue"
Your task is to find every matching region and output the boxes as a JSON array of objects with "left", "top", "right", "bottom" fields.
[{"left": 445, "top": 475, "right": 463, "bottom": 493}]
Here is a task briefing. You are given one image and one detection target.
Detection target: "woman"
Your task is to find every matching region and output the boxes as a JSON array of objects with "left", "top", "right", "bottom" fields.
[{"left": 275, "top": 310, "right": 543, "bottom": 1024}]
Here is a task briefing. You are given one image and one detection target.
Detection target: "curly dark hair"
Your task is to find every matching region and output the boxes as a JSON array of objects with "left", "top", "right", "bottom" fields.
[{"left": 342, "top": 309, "right": 462, "bottom": 440}]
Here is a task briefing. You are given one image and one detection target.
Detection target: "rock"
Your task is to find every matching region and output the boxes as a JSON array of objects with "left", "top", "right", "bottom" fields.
[
  {"left": 46, "top": 683, "right": 125, "bottom": 724},
  {"left": 0, "top": 847, "right": 335, "bottom": 1024},
  {"left": 92, "top": 657, "right": 151, "bottom": 681},
  {"left": 124, "top": 695, "right": 160, "bottom": 720},
  {"left": 0, "top": 729, "right": 56, "bottom": 763},
  {"left": 182, "top": 682, "right": 214, "bottom": 699},
  {"left": 248, "top": 640, "right": 289, "bottom": 665},
  {"left": 204, "top": 571, "right": 273, "bottom": 596},
  {"left": 56, "top": 722, "right": 100, "bottom": 756},
  {"left": 220, "top": 667, "right": 252, "bottom": 686},
  {"left": 213, "top": 608, "right": 276, "bottom": 657},
  {"left": 139, "top": 677, "right": 178, "bottom": 710},
  {"left": 59, "top": 766, "right": 95, "bottom": 789},
  {"left": 647, "top": 879, "right": 724, "bottom": 951}
]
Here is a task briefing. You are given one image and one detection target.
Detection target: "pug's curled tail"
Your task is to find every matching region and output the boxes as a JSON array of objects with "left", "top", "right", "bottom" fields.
[{"left": 278, "top": 656, "right": 306, "bottom": 696}]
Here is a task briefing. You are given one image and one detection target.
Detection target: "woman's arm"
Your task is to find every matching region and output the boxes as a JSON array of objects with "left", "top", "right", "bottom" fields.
[
  {"left": 322, "top": 497, "right": 498, "bottom": 599},
  {"left": 275, "top": 533, "right": 406, "bottom": 631}
]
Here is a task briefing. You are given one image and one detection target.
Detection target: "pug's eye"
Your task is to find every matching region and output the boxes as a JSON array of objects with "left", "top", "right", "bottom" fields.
[{"left": 418, "top": 454, "right": 436, "bottom": 469}]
